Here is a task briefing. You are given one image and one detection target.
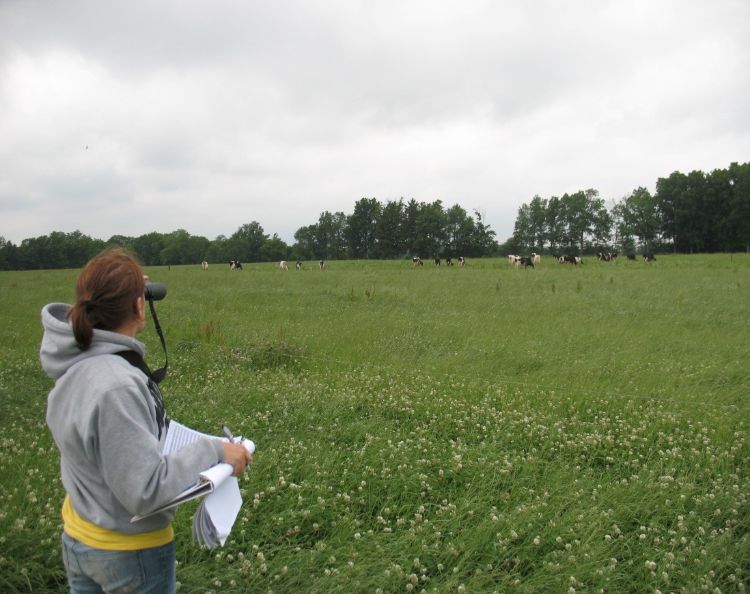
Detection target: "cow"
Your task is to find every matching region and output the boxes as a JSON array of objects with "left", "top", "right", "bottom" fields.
[
  {"left": 279, "top": 260, "right": 288, "bottom": 270},
  {"left": 559, "top": 255, "right": 581, "bottom": 265},
  {"left": 458, "top": 256, "right": 465, "bottom": 267},
  {"left": 531, "top": 253, "right": 541, "bottom": 265},
  {"left": 319, "top": 260, "right": 326, "bottom": 270},
  {"left": 295, "top": 260, "right": 302, "bottom": 270},
  {"left": 230, "top": 259, "right": 243, "bottom": 270},
  {"left": 643, "top": 253, "right": 656, "bottom": 262},
  {"left": 445, "top": 257, "right": 453, "bottom": 266},
  {"left": 434, "top": 257, "right": 441, "bottom": 266},
  {"left": 412, "top": 257, "right": 423, "bottom": 267},
  {"left": 626, "top": 253, "right": 636, "bottom": 261},
  {"left": 507, "top": 254, "right": 520, "bottom": 265},
  {"left": 201, "top": 260, "right": 208, "bottom": 270},
  {"left": 519, "top": 256, "right": 535, "bottom": 268}
]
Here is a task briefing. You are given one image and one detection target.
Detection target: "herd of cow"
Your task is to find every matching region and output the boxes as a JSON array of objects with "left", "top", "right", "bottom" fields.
[
  {"left": 505, "top": 251, "right": 657, "bottom": 267},
  {"left": 418, "top": 251, "right": 655, "bottom": 269},
  {"left": 200, "top": 252, "right": 657, "bottom": 271},
  {"left": 412, "top": 256, "right": 466, "bottom": 267}
]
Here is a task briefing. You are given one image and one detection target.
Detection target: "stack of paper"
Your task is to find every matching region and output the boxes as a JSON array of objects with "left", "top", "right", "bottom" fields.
[
  {"left": 131, "top": 420, "right": 253, "bottom": 549},
  {"left": 192, "top": 473, "right": 242, "bottom": 547}
]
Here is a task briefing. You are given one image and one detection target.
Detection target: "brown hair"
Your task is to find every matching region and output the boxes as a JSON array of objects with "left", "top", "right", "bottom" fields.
[{"left": 67, "top": 248, "right": 146, "bottom": 350}]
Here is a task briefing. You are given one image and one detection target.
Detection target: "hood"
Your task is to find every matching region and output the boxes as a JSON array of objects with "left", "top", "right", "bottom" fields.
[{"left": 40, "top": 303, "right": 146, "bottom": 380}]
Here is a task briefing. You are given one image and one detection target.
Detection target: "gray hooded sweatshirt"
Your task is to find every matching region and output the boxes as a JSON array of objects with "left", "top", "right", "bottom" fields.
[{"left": 41, "top": 302, "right": 225, "bottom": 535}]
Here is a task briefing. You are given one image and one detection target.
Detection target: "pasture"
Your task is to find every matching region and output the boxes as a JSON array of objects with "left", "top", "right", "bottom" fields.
[{"left": 0, "top": 254, "right": 748, "bottom": 593}]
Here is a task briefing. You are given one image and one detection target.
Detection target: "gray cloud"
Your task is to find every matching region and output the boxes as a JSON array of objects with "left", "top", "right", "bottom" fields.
[{"left": 1, "top": 0, "right": 749, "bottom": 245}]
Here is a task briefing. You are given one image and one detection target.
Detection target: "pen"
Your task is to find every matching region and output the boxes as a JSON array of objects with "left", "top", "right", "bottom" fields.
[{"left": 222, "top": 425, "right": 234, "bottom": 442}]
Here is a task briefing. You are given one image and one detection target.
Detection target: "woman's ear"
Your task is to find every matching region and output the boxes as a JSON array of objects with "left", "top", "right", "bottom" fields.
[{"left": 135, "top": 296, "right": 146, "bottom": 321}]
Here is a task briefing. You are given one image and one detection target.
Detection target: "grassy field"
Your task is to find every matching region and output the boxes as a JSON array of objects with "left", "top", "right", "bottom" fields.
[{"left": 0, "top": 254, "right": 748, "bottom": 593}]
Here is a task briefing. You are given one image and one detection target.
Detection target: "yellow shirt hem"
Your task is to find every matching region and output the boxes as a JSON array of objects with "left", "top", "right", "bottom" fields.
[{"left": 62, "top": 495, "right": 174, "bottom": 551}]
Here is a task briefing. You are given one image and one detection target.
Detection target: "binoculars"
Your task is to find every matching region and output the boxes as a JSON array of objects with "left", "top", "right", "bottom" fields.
[{"left": 145, "top": 282, "right": 167, "bottom": 301}]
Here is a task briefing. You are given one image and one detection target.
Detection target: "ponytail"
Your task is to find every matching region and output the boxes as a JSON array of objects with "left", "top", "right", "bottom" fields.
[{"left": 68, "top": 300, "right": 96, "bottom": 350}]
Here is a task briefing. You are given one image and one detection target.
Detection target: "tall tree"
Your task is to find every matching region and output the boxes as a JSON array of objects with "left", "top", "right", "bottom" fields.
[
  {"left": 589, "top": 192, "right": 613, "bottom": 249},
  {"left": 375, "top": 199, "right": 405, "bottom": 258},
  {"left": 160, "top": 229, "right": 208, "bottom": 265},
  {"left": 206, "top": 235, "right": 231, "bottom": 263},
  {"left": 470, "top": 210, "right": 497, "bottom": 256},
  {"left": 528, "top": 195, "right": 548, "bottom": 251},
  {"left": 704, "top": 167, "right": 734, "bottom": 251},
  {"left": 346, "top": 197, "right": 382, "bottom": 259},
  {"left": 680, "top": 171, "right": 708, "bottom": 253},
  {"left": 130, "top": 232, "right": 166, "bottom": 265},
  {"left": 259, "top": 234, "right": 289, "bottom": 261},
  {"left": 442, "top": 204, "right": 476, "bottom": 257},
  {"left": 655, "top": 170, "right": 686, "bottom": 250},
  {"left": 292, "top": 225, "right": 317, "bottom": 260},
  {"left": 402, "top": 198, "right": 420, "bottom": 255},
  {"left": 292, "top": 226, "right": 316, "bottom": 260},
  {"left": 314, "top": 211, "right": 348, "bottom": 259},
  {"left": 545, "top": 196, "right": 565, "bottom": 252},
  {"left": 616, "top": 187, "right": 659, "bottom": 252},
  {"left": 413, "top": 200, "right": 446, "bottom": 257},
  {"left": 512, "top": 203, "right": 533, "bottom": 251},
  {"left": 444, "top": 204, "right": 475, "bottom": 256},
  {"left": 0, "top": 237, "right": 18, "bottom": 270},
  {"left": 229, "top": 222, "right": 268, "bottom": 263}
]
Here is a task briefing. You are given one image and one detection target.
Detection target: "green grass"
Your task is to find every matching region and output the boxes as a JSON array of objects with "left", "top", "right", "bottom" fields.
[{"left": 1, "top": 255, "right": 748, "bottom": 592}]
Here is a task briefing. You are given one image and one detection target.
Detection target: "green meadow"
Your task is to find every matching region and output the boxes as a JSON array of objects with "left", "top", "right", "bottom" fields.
[{"left": 1, "top": 254, "right": 748, "bottom": 593}]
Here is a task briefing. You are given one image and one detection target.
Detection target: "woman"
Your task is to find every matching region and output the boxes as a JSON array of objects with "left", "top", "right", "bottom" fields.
[{"left": 41, "top": 248, "right": 252, "bottom": 594}]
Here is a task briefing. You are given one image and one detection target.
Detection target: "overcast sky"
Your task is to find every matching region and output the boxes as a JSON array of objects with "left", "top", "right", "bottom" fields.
[{"left": 1, "top": 1, "right": 748, "bottom": 246}]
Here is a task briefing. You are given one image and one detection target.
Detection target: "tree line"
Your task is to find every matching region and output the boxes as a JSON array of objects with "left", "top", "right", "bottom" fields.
[
  {"left": 0, "top": 199, "right": 496, "bottom": 270},
  {"left": 2, "top": 161, "right": 747, "bottom": 270},
  {"left": 509, "top": 161, "right": 750, "bottom": 255}
]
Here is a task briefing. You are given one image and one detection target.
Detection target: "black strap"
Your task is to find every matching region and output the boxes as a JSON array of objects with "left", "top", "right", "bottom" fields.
[
  {"left": 146, "top": 299, "right": 168, "bottom": 383},
  {"left": 115, "top": 350, "right": 168, "bottom": 439}
]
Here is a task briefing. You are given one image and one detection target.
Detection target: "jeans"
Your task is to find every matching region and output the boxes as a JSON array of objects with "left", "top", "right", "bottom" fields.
[{"left": 61, "top": 533, "right": 176, "bottom": 594}]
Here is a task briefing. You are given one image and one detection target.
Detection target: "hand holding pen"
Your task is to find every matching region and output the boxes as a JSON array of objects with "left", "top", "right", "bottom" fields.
[{"left": 221, "top": 425, "right": 254, "bottom": 476}]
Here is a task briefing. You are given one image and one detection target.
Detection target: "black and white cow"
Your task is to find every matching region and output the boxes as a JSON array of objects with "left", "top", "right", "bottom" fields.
[{"left": 559, "top": 255, "right": 581, "bottom": 265}]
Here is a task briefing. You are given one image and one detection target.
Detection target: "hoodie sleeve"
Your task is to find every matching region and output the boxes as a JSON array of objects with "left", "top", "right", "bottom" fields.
[{"left": 95, "top": 373, "right": 225, "bottom": 516}]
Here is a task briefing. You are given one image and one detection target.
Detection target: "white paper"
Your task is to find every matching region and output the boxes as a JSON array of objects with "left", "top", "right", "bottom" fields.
[
  {"left": 202, "top": 476, "right": 243, "bottom": 546},
  {"left": 132, "top": 419, "right": 254, "bottom": 548},
  {"left": 163, "top": 420, "right": 219, "bottom": 454},
  {"left": 199, "top": 462, "right": 233, "bottom": 486}
]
